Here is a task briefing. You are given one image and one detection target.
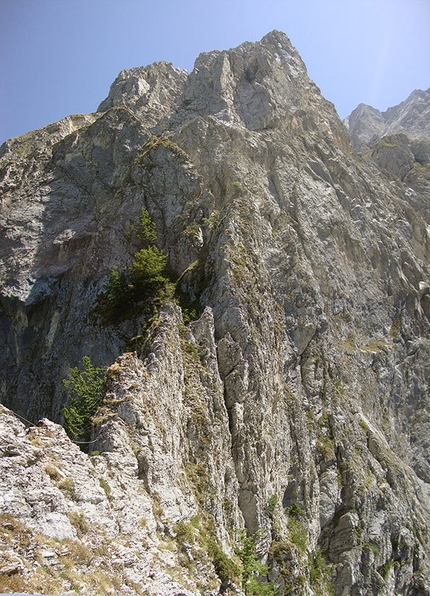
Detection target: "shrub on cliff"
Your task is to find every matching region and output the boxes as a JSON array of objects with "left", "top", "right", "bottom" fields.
[{"left": 62, "top": 356, "right": 104, "bottom": 448}]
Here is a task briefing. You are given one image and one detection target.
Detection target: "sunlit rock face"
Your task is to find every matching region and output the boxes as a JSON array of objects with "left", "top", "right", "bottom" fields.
[{"left": 1, "top": 30, "right": 429, "bottom": 596}]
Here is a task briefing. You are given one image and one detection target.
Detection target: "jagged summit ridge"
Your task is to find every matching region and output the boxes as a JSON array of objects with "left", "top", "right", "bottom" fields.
[
  {"left": 97, "top": 30, "right": 343, "bottom": 139},
  {"left": 0, "top": 31, "right": 430, "bottom": 596}
]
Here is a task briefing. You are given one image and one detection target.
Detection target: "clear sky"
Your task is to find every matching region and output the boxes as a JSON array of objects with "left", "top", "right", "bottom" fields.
[{"left": 1, "top": 0, "right": 429, "bottom": 144}]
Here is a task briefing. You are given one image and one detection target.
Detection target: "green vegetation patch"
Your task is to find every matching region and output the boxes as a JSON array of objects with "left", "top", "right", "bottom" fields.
[
  {"left": 308, "top": 549, "right": 334, "bottom": 596},
  {"left": 94, "top": 208, "right": 202, "bottom": 327},
  {"left": 173, "top": 516, "right": 240, "bottom": 587},
  {"left": 235, "top": 531, "right": 277, "bottom": 595}
]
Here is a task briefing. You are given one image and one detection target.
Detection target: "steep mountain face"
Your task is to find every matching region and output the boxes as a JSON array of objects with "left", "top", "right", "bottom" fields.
[{"left": 1, "top": 30, "right": 429, "bottom": 596}]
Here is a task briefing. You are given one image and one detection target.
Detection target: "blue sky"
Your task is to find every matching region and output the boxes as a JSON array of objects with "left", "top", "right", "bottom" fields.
[{"left": 1, "top": 0, "right": 429, "bottom": 144}]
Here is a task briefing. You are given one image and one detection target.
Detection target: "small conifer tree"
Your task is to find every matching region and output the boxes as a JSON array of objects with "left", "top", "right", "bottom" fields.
[
  {"left": 136, "top": 208, "right": 157, "bottom": 245},
  {"left": 131, "top": 245, "right": 168, "bottom": 286},
  {"left": 62, "top": 356, "right": 104, "bottom": 447},
  {"left": 236, "top": 531, "right": 277, "bottom": 595}
]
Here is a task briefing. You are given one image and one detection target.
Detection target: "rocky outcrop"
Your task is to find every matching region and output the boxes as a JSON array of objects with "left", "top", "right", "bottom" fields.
[
  {"left": 0, "top": 305, "right": 246, "bottom": 595},
  {"left": 97, "top": 62, "right": 188, "bottom": 129},
  {"left": 1, "top": 30, "right": 430, "bottom": 595}
]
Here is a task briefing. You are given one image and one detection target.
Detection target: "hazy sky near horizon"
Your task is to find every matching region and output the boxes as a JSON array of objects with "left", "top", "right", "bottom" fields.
[{"left": 1, "top": 0, "right": 429, "bottom": 144}]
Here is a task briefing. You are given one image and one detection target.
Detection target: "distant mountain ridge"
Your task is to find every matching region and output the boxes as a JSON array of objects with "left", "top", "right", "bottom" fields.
[
  {"left": 346, "top": 87, "right": 430, "bottom": 152},
  {"left": 345, "top": 88, "right": 430, "bottom": 212}
]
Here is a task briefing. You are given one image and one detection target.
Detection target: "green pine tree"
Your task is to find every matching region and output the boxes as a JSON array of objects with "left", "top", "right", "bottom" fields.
[
  {"left": 62, "top": 356, "right": 104, "bottom": 447},
  {"left": 131, "top": 245, "right": 168, "bottom": 285},
  {"left": 136, "top": 208, "right": 157, "bottom": 245},
  {"left": 236, "top": 531, "right": 277, "bottom": 595}
]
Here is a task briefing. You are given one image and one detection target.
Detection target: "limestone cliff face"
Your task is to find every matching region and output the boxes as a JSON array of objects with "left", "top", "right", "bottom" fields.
[{"left": 1, "top": 30, "right": 430, "bottom": 596}]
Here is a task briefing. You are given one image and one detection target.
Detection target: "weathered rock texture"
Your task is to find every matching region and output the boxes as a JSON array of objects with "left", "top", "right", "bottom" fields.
[{"left": 1, "top": 30, "right": 430, "bottom": 595}]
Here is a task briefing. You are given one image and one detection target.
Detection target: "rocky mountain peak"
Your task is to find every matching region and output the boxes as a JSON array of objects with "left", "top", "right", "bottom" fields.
[
  {"left": 346, "top": 87, "right": 430, "bottom": 205},
  {"left": 97, "top": 61, "right": 188, "bottom": 128},
  {"left": 346, "top": 87, "right": 430, "bottom": 151},
  {"left": 1, "top": 31, "right": 429, "bottom": 596},
  {"left": 96, "top": 30, "right": 345, "bottom": 146},
  {"left": 180, "top": 29, "right": 308, "bottom": 131}
]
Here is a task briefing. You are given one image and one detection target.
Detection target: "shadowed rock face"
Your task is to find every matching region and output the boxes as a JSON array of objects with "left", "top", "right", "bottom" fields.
[{"left": 1, "top": 30, "right": 429, "bottom": 596}]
